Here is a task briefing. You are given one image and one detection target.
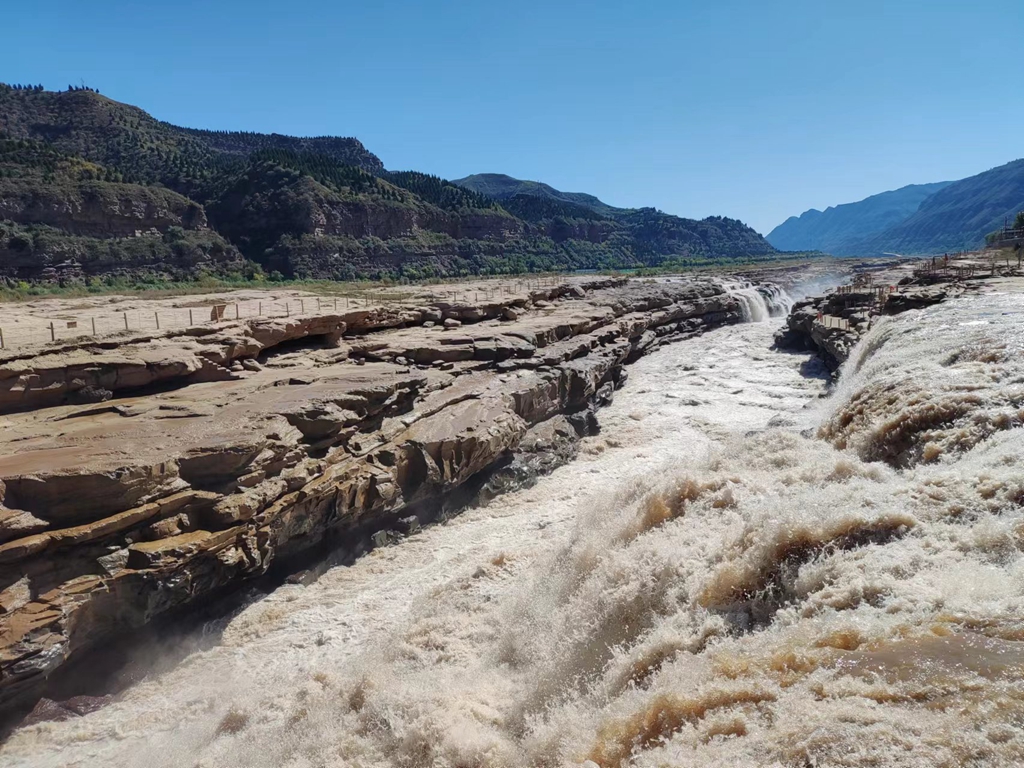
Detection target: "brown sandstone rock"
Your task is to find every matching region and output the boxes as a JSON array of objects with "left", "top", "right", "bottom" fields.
[{"left": 0, "top": 276, "right": 744, "bottom": 714}]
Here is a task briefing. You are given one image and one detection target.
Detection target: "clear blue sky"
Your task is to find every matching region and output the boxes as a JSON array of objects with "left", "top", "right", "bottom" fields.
[{"left": 3, "top": 0, "right": 1022, "bottom": 234}]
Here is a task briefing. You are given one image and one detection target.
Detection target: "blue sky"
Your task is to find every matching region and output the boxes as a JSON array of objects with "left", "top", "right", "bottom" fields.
[{"left": 3, "top": 0, "right": 1021, "bottom": 234}]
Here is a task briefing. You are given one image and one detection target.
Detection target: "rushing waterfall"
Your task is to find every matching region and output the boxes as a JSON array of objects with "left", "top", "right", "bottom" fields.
[
  {"left": 6, "top": 291, "right": 1024, "bottom": 768},
  {"left": 727, "top": 280, "right": 793, "bottom": 322}
]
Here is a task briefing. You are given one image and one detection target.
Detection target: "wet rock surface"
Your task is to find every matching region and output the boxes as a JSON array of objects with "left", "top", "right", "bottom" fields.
[{"left": 0, "top": 276, "right": 743, "bottom": 718}]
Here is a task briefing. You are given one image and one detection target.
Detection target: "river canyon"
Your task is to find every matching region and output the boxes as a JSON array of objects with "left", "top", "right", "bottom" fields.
[{"left": 3, "top": 270, "right": 1024, "bottom": 767}]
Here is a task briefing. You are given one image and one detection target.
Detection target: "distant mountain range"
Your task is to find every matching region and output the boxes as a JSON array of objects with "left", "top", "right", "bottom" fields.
[
  {"left": 768, "top": 159, "right": 1024, "bottom": 256},
  {"left": 767, "top": 182, "right": 952, "bottom": 254},
  {"left": 0, "top": 84, "right": 778, "bottom": 283}
]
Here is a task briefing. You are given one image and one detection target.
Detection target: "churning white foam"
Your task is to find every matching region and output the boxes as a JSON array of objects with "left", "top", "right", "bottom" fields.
[
  {"left": 5, "top": 293, "right": 1024, "bottom": 768},
  {"left": 727, "top": 281, "right": 793, "bottom": 323}
]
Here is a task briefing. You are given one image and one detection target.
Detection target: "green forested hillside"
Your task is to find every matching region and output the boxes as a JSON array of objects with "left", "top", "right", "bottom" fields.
[
  {"left": 0, "top": 132, "right": 243, "bottom": 278},
  {"left": 0, "top": 83, "right": 779, "bottom": 283},
  {"left": 0, "top": 85, "right": 381, "bottom": 195},
  {"left": 382, "top": 171, "right": 497, "bottom": 211},
  {"left": 454, "top": 173, "right": 777, "bottom": 261},
  {"left": 452, "top": 173, "right": 623, "bottom": 216}
]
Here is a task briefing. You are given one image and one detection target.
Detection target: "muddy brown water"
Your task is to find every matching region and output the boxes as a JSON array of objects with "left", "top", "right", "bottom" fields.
[{"left": 6, "top": 287, "right": 1024, "bottom": 767}]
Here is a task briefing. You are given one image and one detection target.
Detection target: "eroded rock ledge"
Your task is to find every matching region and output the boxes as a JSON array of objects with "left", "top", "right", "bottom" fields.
[
  {"left": 777, "top": 273, "right": 966, "bottom": 371},
  {"left": 0, "top": 277, "right": 744, "bottom": 715}
]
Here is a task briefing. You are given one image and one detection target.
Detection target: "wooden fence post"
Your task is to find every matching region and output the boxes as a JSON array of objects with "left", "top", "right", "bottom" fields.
[
  {"left": 49, "top": 322, "right": 55, "bottom": 342},
  {"left": 91, "top": 317, "right": 96, "bottom": 336},
  {"left": 0, "top": 327, "right": 4, "bottom": 349},
  {"left": 235, "top": 303, "right": 240, "bottom": 319},
  {"left": 300, "top": 299, "right": 305, "bottom": 314},
  {"left": 258, "top": 302, "right": 262, "bottom": 316},
  {"left": 286, "top": 302, "right": 290, "bottom": 317},
  {"left": 189, "top": 309, "right": 194, "bottom": 325},
  {"left": 124, "top": 312, "right": 129, "bottom": 330},
  {"left": 155, "top": 312, "right": 160, "bottom": 330}
]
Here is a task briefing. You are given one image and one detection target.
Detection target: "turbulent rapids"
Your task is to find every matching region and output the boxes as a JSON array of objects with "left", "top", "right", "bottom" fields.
[{"left": 5, "top": 283, "right": 1024, "bottom": 767}]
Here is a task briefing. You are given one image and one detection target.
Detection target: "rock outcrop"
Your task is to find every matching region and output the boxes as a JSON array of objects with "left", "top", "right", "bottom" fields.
[
  {"left": 0, "top": 277, "right": 742, "bottom": 717},
  {"left": 777, "top": 263, "right": 973, "bottom": 370},
  {"left": 776, "top": 297, "right": 863, "bottom": 370}
]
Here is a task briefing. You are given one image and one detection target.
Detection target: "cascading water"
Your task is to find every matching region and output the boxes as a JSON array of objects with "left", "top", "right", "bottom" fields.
[
  {"left": 727, "top": 280, "right": 793, "bottom": 322},
  {"left": 6, "top": 289, "right": 1024, "bottom": 768}
]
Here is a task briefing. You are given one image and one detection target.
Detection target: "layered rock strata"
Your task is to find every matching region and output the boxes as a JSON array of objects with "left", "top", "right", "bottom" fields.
[
  {"left": 0, "top": 277, "right": 743, "bottom": 715},
  {"left": 0, "top": 181, "right": 208, "bottom": 239},
  {"left": 778, "top": 275, "right": 966, "bottom": 370}
]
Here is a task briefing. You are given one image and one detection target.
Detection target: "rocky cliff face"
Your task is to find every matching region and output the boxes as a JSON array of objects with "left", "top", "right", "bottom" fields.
[
  {"left": 540, "top": 217, "right": 616, "bottom": 244},
  {"left": 313, "top": 197, "right": 523, "bottom": 242},
  {"left": 213, "top": 174, "right": 527, "bottom": 246},
  {"left": 453, "top": 209, "right": 526, "bottom": 240},
  {"left": 0, "top": 180, "right": 207, "bottom": 238},
  {"left": 0, "top": 277, "right": 741, "bottom": 718},
  {"left": 312, "top": 194, "right": 422, "bottom": 240}
]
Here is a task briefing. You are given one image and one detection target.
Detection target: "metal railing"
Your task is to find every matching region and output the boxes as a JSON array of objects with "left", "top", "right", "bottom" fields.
[
  {"left": 830, "top": 284, "right": 896, "bottom": 299},
  {"left": 817, "top": 313, "right": 851, "bottom": 330},
  {"left": 0, "top": 295, "right": 366, "bottom": 350}
]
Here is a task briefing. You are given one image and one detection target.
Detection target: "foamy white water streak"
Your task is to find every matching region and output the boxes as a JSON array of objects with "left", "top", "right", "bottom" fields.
[
  {"left": 727, "top": 280, "right": 793, "bottom": 322},
  {"left": 6, "top": 288, "right": 1024, "bottom": 767}
]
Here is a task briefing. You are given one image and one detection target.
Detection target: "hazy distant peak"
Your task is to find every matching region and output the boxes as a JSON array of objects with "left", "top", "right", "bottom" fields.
[{"left": 766, "top": 181, "right": 952, "bottom": 254}]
